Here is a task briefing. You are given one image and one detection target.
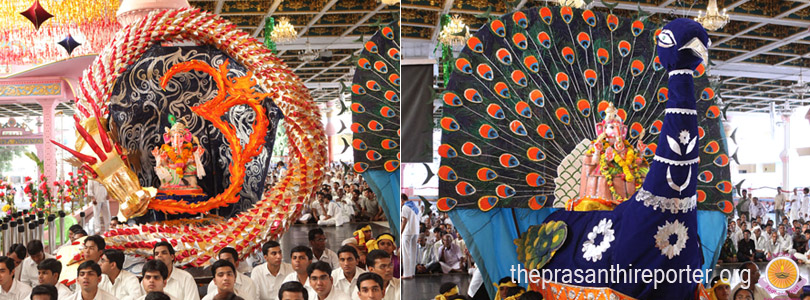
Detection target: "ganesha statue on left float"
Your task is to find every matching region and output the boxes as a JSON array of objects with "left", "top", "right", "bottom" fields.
[{"left": 151, "top": 119, "right": 206, "bottom": 196}]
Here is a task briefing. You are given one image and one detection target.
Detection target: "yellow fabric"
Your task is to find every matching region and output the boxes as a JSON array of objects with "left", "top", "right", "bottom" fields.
[
  {"left": 434, "top": 286, "right": 459, "bottom": 300},
  {"left": 366, "top": 239, "right": 379, "bottom": 251},
  {"left": 353, "top": 225, "right": 372, "bottom": 245},
  {"left": 573, "top": 199, "right": 615, "bottom": 211},
  {"left": 493, "top": 281, "right": 518, "bottom": 300},
  {"left": 707, "top": 278, "right": 730, "bottom": 300},
  {"left": 378, "top": 234, "right": 395, "bottom": 243}
]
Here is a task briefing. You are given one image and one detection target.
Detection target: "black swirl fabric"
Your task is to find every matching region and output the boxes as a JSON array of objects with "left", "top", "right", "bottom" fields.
[{"left": 108, "top": 44, "right": 282, "bottom": 221}]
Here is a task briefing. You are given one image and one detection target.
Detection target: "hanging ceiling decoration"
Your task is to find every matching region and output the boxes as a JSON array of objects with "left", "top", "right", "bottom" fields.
[
  {"left": 270, "top": 17, "right": 297, "bottom": 44},
  {"left": 438, "top": 15, "right": 469, "bottom": 47},
  {"left": 695, "top": 0, "right": 730, "bottom": 31},
  {"left": 0, "top": 0, "right": 121, "bottom": 66},
  {"left": 57, "top": 34, "right": 81, "bottom": 56},
  {"left": 790, "top": 60, "right": 810, "bottom": 97},
  {"left": 297, "top": 39, "right": 319, "bottom": 63},
  {"left": 18, "top": 0, "right": 53, "bottom": 30}
]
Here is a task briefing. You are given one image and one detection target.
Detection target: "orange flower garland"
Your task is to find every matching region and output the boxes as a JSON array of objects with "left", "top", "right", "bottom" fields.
[{"left": 161, "top": 143, "right": 193, "bottom": 176}]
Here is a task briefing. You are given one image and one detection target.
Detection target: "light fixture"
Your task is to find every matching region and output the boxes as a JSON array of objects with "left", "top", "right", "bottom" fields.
[
  {"left": 271, "top": 17, "right": 298, "bottom": 44},
  {"left": 438, "top": 15, "right": 470, "bottom": 47},
  {"left": 695, "top": 0, "right": 730, "bottom": 31},
  {"left": 298, "top": 39, "right": 319, "bottom": 63},
  {"left": 790, "top": 59, "right": 810, "bottom": 97},
  {"left": 379, "top": 0, "right": 400, "bottom": 5},
  {"left": 556, "top": 0, "right": 586, "bottom": 8}
]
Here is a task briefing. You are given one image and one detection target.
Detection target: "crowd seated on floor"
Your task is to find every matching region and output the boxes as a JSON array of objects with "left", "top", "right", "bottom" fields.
[
  {"left": 0, "top": 162, "right": 398, "bottom": 300},
  {"left": 718, "top": 187, "right": 810, "bottom": 265},
  {"left": 0, "top": 219, "right": 399, "bottom": 300},
  {"left": 267, "top": 163, "right": 386, "bottom": 226}
]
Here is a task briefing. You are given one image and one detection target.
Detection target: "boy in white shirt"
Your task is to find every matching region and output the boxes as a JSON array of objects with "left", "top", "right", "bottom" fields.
[
  {"left": 309, "top": 228, "right": 340, "bottom": 270},
  {"left": 135, "top": 260, "right": 177, "bottom": 300},
  {"left": 152, "top": 241, "right": 200, "bottom": 300},
  {"left": 19, "top": 240, "right": 54, "bottom": 288},
  {"left": 278, "top": 282, "right": 309, "bottom": 300},
  {"left": 202, "top": 260, "right": 239, "bottom": 300},
  {"left": 308, "top": 261, "right": 349, "bottom": 300},
  {"left": 206, "top": 247, "right": 257, "bottom": 300},
  {"left": 252, "top": 241, "right": 294, "bottom": 300},
  {"left": 354, "top": 273, "right": 384, "bottom": 300},
  {"left": 332, "top": 246, "right": 365, "bottom": 296},
  {"left": 100, "top": 249, "right": 144, "bottom": 300},
  {"left": 37, "top": 258, "right": 74, "bottom": 299},
  {"left": 0, "top": 256, "right": 31, "bottom": 300},
  {"left": 29, "top": 285, "right": 59, "bottom": 300},
  {"left": 67, "top": 261, "right": 118, "bottom": 300}
]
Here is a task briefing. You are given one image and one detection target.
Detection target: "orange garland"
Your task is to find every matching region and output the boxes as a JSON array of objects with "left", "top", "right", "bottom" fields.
[{"left": 161, "top": 143, "right": 193, "bottom": 176}]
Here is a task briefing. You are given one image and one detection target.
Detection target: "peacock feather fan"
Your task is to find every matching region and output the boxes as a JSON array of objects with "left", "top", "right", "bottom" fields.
[
  {"left": 437, "top": 6, "right": 732, "bottom": 213},
  {"left": 351, "top": 21, "right": 401, "bottom": 174}
]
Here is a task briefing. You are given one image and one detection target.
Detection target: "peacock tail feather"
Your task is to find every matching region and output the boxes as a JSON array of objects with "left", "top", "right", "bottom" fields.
[
  {"left": 351, "top": 21, "right": 401, "bottom": 174},
  {"left": 437, "top": 6, "right": 731, "bottom": 213}
]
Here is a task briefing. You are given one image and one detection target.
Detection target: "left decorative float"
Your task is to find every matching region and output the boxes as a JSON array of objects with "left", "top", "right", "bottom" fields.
[{"left": 49, "top": 0, "right": 327, "bottom": 283}]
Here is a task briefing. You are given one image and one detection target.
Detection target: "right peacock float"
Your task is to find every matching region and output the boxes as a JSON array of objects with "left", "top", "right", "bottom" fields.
[{"left": 437, "top": 6, "right": 734, "bottom": 300}]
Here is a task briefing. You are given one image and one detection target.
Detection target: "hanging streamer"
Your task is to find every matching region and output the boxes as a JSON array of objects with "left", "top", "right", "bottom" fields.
[
  {"left": 440, "top": 14, "right": 453, "bottom": 87},
  {"left": 264, "top": 17, "right": 277, "bottom": 54}
]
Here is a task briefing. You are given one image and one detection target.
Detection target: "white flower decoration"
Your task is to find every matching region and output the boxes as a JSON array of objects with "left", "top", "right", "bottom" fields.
[
  {"left": 654, "top": 220, "right": 689, "bottom": 259},
  {"left": 678, "top": 130, "right": 690, "bottom": 145},
  {"left": 582, "top": 218, "right": 615, "bottom": 262}
]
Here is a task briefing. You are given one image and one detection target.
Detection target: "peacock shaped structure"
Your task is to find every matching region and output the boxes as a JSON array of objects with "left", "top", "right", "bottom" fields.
[{"left": 437, "top": 6, "right": 733, "bottom": 299}]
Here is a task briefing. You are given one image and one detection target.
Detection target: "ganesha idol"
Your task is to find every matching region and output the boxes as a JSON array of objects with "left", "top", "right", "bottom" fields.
[
  {"left": 151, "top": 120, "right": 206, "bottom": 196},
  {"left": 567, "top": 103, "right": 649, "bottom": 211}
]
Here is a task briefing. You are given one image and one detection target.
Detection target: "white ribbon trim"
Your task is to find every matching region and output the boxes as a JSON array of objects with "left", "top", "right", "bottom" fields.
[
  {"left": 653, "top": 155, "right": 699, "bottom": 166},
  {"left": 635, "top": 187, "right": 697, "bottom": 214},
  {"left": 668, "top": 69, "right": 693, "bottom": 76},
  {"left": 665, "top": 108, "right": 697, "bottom": 115}
]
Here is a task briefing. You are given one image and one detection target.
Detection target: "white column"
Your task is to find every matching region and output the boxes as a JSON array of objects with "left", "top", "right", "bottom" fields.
[{"left": 782, "top": 114, "right": 790, "bottom": 189}]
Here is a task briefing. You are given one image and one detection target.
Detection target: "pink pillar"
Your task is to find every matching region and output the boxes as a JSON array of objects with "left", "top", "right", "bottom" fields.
[{"left": 38, "top": 99, "right": 59, "bottom": 181}]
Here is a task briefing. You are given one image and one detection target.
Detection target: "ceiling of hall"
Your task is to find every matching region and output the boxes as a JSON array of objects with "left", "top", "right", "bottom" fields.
[{"left": 2, "top": 0, "right": 809, "bottom": 116}]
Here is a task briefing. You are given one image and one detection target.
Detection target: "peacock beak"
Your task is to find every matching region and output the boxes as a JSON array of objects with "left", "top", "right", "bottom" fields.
[{"left": 679, "top": 37, "right": 709, "bottom": 68}]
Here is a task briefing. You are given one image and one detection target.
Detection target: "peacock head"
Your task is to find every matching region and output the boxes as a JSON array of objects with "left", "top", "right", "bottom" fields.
[{"left": 655, "top": 18, "right": 710, "bottom": 72}]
